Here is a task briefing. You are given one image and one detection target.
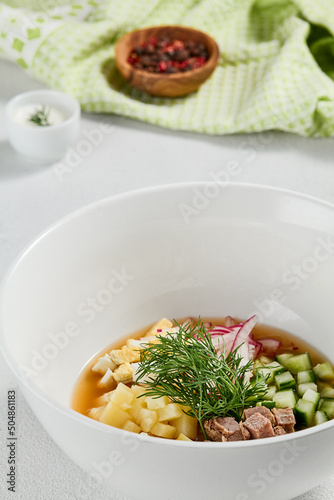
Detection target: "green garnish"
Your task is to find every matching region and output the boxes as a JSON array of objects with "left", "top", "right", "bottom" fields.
[
  {"left": 29, "top": 105, "right": 51, "bottom": 126},
  {"left": 135, "top": 319, "right": 268, "bottom": 437}
]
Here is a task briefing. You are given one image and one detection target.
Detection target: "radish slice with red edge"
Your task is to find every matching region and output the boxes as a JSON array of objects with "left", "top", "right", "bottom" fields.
[{"left": 258, "top": 338, "right": 282, "bottom": 352}]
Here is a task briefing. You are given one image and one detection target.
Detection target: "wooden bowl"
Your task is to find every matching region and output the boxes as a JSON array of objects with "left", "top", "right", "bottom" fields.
[{"left": 115, "top": 25, "right": 219, "bottom": 97}]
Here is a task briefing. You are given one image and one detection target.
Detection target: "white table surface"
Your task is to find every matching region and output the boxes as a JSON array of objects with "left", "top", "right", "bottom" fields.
[{"left": 1, "top": 58, "right": 334, "bottom": 500}]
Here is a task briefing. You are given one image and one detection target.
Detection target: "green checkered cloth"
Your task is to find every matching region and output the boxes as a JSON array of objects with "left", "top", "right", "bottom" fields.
[{"left": 1, "top": 0, "right": 334, "bottom": 136}]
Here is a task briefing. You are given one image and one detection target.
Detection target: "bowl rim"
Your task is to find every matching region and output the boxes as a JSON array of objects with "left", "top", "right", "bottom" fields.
[
  {"left": 115, "top": 24, "right": 220, "bottom": 81},
  {"left": 1, "top": 181, "right": 334, "bottom": 448},
  {"left": 5, "top": 89, "right": 81, "bottom": 131}
]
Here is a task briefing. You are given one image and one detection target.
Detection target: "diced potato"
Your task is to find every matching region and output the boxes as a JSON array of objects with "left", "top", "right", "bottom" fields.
[
  {"left": 177, "top": 433, "right": 192, "bottom": 441},
  {"left": 151, "top": 422, "right": 176, "bottom": 439},
  {"left": 158, "top": 403, "right": 183, "bottom": 422},
  {"left": 139, "top": 408, "right": 158, "bottom": 432},
  {"left": 128, "top": 397, "right": 147, "bottom": 423},
  {"left": 144, "top": 318, "right": 173, "bottom": 337},
  {"left": 146, "top": 395, "right": 170, "bottom": 410},
  {"left": 110, "top": 346, "right": 141, "bottom": 365},
  {"left": 98, "top": 368, "right": 114, "bottom": 388},
  {"left": 96, "top": 390, "right": 114, "bottom": 406},
  {"left": 88, "top": 407, "right": 104, "bottom": 421},
  {"left": 113, "top": 362, "right": 133, "bottom": 383},
  {"left": 171, "top": 410, "right": 198, "bottom": 440},
  {"left": 122, "top": 420, "right": 141, "bottom": 434},
  {"left": 99, "top": 401, "right": 130, "bottom": 428},
  {"left": 110, "top": 383, "right": 134, "bottom": 410},
  {"left": 92, "top": 353, "right": 116, "bottom": 375},
  {"left": 131, "top": 384, "right": 147, "bottom": 398}
]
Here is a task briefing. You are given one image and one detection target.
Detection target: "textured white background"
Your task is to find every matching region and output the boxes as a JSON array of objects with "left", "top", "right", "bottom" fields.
[{"left": 0, "top": 59, "right": 334, "bottom": 500}]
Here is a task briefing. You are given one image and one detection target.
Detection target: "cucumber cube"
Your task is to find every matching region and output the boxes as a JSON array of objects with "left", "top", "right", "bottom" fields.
[
  {"left": 273, "top": 389, "right": 296, "bottom": 409},
  {"left": 259, "top": 356, "right": 274, "bottom": 365},
  {"left": 256, "top": 367, "right": 275, "bottom": 384},
  {"left": 275, "top": 353, "right": 294, "bottom": 368},
  {"left": 275, "top": 371, "right": 296, "bottom": 391},
  {"left": 318, "top": 384, "right": 334, "bottom": 399},
  {"left": 285, "top": 353, "right": 312, "bottom": 374},
  {"left": 320, "top": 399, "right": 334, "bottom": 419},
  {"left": 297, "top": 370, "right": 316, "bottom": 385},
  {"left": 314, "top": 362, "right": 334, "bottom": 382},
  {"left": 314, "top": 410, "right": 330, "bottom": 426},
  {"left": 256, "top": 400, "right": 276, "bottom": 409},
  {"left": 257, "top": 361, "right": 285, "bottom": 384},
  {"left": 265, "top": 385, "right": 277, "bottom": 401},
  {"left": 266, "top": 361, "right": 285, "bottom": 375},
  {"left": 297, "top": 382, "right": 318, "bottom": 397},
  {"left": 295, "top": 399, "right": 316, "bottom": 426},
  {"left": 253, "top": 359, "right": 263, "bottom": 370},
  {"left": 302, "top": 388, "right": 320, "bottom": 409}
]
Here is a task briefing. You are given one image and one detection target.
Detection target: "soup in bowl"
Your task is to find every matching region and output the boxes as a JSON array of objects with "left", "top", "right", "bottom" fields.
[{"left": 1, "top": 183, "right": 334, "bottom": 500}]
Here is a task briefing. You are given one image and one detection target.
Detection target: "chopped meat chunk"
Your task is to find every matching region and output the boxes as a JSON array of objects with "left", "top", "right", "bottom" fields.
[
  {"left": 243, "top": 412, "right": 275, "bottom": 439},
  {"left": 272, "top": 407, "right": 295, "bottom": 433},
  {"left": 244, "top": 406, "right": 275, "bottom": 425},
  {"left": 227, "top": 422, "right": 251, "bottom": 441},
  {"left": 239, "top": 422, "right": 251, "bottom": 440},
  {"left": 204, "top": 417, "right": 239, "bottom": 442},
  {"left": 274, "top": 425, "right": 286, "bottom": 436},
  {"left": 227, "top": 429, "right": 243, "bottom": 441}
]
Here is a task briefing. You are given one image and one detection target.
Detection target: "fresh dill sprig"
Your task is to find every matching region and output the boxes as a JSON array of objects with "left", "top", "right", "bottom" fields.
[
  {"left": 29, "top": 105, "right": 51, "bottom": 127},
  {"left": 135, "top": 319, "right": 268, "bottom": 437}
]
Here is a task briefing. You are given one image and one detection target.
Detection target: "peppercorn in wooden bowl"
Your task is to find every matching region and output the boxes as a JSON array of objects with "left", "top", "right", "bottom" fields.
[{"left": 115, "top": 26, "right": 219, "bottom": 97}]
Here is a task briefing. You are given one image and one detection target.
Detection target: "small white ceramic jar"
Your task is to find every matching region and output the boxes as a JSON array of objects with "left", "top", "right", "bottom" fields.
[{"left": 5, "top": 89, "right": 81, "bottom": 163}]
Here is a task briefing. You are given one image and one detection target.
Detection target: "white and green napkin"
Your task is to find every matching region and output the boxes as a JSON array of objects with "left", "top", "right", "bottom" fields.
[{"left": 1, "top": 0, "right": 334, "bottom": 136}]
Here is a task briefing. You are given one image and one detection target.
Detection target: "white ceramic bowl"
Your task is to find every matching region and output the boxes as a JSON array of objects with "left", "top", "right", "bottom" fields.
[
  {"left": 5, "top": 90, "right": 80, "bottom": 163},
  {"left": 1, "top": 183, "right": 334, "bottom": 500}
]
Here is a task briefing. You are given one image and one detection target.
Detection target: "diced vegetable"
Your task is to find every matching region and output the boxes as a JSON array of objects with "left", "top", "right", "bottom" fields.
[
  {"left": 122, "top": 420, "right": 141, "bottom": 433},
  {"left": 275, "top": 353, "right": 294, "bottom": 368},
  {"left": 110, "top": 383, "right": 134, "bottom": 410},
  {"left": 128, "top": 397, "right": 147, "bottom": 422},
  {"left": 265, "top": 385, "right": 277, "bottom": 400},
  {"left": 320, "top": 399, "right": 334, "bottom": 419},
  {"left": 259, "top": 356, "right": 274, "bottom": 365},
  {"left": 314, "top": 410, "right": 330, "bottom": 426},
  {"left": 145, "top": 395, "right": 169, "bottom": 410},
  {"left": 257, "top": 361, "right": 284, "bottom": 384},
  {"left": 317, "top": 383, "right": 334, "bottom": 399},
  {"left": 139, "top": 408, "right": 159, "bottom": 432},
  {"left": 177, "top": 433, "right": 192, "bottom": 441},
  {"left": 256, "top": 400, "right": 276, "bottom": 409},
  {"left": 302, "top": 388, "right": 320, "bottom": 409},
  {"left": 285, "top": 353, "right": 312, "bottom": 374},
  {"left": 275, "top": 371, "right": 296, "bottom": 391},
  {"left": 297, "top": 382, "right": 318, "bottom": 397},
  {"left": 314, "top": 362, "right": 334, "bottom": 382},
  {"left": 171, "top": 409, "right": 198, "bottom": 440},
  {"left": 99, "top": 402, "right": 131, "bottom": 428},
  {"left": 158, "top": 403, "right": 183, "bottom": 422},
  {"left": 297, "top": 370, "right": 316, "bottom": 384},
  {"left": 151, "top": 422, "right": 176, "bottom": 439},
  {"left": 88, "top": 407, "right": 103, "bottom": 420},
  {"left": 295, "top": 399, "right": 316, "bottom": 426},
  {"left": 273, "top": 389, "right": 296, "bottom": 409}
]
